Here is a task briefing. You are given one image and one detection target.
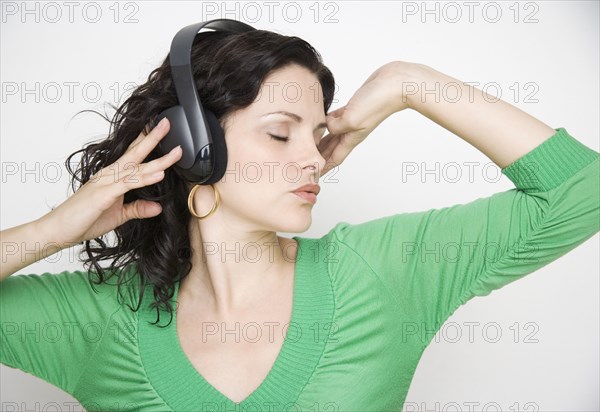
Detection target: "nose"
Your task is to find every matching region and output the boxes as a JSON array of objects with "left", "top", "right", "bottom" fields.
[{"left": 301, "top": 139, "right": 326, "bottom": 183}]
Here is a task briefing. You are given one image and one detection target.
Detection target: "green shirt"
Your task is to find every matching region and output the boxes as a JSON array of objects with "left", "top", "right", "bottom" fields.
[{"left": 1, "top": 127, "right": 598, "bottom": 411}]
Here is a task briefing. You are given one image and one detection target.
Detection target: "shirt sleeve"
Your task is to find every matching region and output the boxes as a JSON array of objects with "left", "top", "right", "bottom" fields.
[
  {"left": 0, "top": 268, "right": 126, "bottom": 395},
  {"left": 329, "top": 127, "right": 599, "bottom": 332}
]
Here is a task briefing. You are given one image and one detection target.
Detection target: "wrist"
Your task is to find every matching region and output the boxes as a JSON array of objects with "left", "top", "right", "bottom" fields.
[
  {"left": 397, "top": 62, "right": 431, "bottom": 111},
  {"left": 34, "top": 213, "right": 77, "bottom": 251}
]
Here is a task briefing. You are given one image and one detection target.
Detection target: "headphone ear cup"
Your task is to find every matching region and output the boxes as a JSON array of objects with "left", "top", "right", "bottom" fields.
[
  {"left": 202, "top": 109, "right": 228, "bottom": 185},
  {"left": 157, "top": 106, "right": 191, "bottom": 164}
]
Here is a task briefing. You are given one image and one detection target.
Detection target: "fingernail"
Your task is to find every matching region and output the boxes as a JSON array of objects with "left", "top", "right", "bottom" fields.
[
  {"left": 158, "top": 118, "right": 168, "bottom": 129},
  {"left": 170, "top": 145, "right": 181, "bottom": 154}
]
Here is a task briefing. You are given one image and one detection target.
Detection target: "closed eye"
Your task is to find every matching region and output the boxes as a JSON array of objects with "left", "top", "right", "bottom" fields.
[{"left": 268, "top": 133, "right": 289, "bottom": 142}]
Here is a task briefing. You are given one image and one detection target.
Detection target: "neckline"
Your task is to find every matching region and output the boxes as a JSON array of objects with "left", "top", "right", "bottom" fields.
[{"left": 137, "top": 235, "right": 335, "bottom": 410}]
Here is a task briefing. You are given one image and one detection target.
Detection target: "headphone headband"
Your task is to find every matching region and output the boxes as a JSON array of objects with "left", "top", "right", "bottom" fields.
[
  {"left": 157, "top": 19, "right": 257, "bottom": 183},
  {"left": 169, "top": 19, "right": 256, "bottom": 67}
]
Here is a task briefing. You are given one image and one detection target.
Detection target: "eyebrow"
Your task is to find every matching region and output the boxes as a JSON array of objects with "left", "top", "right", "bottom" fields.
[{"left": 262, "top": 110, "right": 327, "bottom": 132}]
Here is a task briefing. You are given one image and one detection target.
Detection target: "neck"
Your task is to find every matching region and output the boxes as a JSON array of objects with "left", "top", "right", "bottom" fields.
[{"left": 179, "top": 210, "right": 297, "bottom": 318}]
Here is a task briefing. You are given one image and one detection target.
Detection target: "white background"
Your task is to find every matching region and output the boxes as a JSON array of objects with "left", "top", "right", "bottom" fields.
[{"left": 1, "top": 0, "right": 598, "bottom": 410}]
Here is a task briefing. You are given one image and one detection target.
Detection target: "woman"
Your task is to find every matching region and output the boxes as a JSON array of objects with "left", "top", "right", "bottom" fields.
[{"left": 1, "top": 23, "right": 598, "bottom": 411}]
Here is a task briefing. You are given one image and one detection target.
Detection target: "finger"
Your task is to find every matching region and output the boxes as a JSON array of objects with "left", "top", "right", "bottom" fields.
[
  {"left": 327, "top": 107, "right": 355, "bottom": 136},
  {"left": 96, "top": 161, "right": 167, "bottom": 202},
  {"left": 327, "top": 141, "right": 352, "bottom": 171},
  {"left": 317, "top": 132, "right": 335, "bottom": 153},
  {"left": 121, "top": 199, "right": 162, "bottom": 223},
  {"left": 127, "top": 126, "right": 152, "bottom": 152},
  {"left": 318, "top": 133, "right": 341, "bottom": 161},
  {"left": 120, "top": 118, "right": 171, "bottom": 166},
  {"left": 135, "top": 144, "right": 183, "bottom": 177},
  {"left": 101, "top": 119, "right": 171, "bottom": 180},
  {"left": 102, "top": 142, "right": 180, "bottom": 189},
  {"left": 128, "top": 118, "right": 170, "bottom": 151},
  {"left": 321, "top": 155, "right": 340, "bottom": 177},
  {"left": 328, "top": 133, "right": 360, "bottom": 169},
  {"left": 326, "top": 106, "right": 346, "bottom": 119},
  {"left": 90, "top": 151, "right": 167, "bottom": 189}
]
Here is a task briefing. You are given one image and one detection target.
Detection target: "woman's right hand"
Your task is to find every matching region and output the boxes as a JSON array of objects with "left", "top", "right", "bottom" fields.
[
  {"left": 318, "top": 61, "right": 415, "bottom": 176},
  {"left": 41, "top": 117, "right": 182, "bottom": 246}
]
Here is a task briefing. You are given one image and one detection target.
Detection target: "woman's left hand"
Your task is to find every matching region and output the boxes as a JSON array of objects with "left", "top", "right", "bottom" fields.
[{"left": 318, "top": 61, "right": 416, "bottom": 176}]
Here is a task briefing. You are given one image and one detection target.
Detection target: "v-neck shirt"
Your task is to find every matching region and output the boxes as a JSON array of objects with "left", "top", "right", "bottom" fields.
[{"left": 138, "top": 235, "right": 335, "bottom": 410}]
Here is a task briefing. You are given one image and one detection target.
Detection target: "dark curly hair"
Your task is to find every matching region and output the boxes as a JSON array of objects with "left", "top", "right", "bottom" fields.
[{"left": 64, "top": 28, "right": 336, "bottom": 328}]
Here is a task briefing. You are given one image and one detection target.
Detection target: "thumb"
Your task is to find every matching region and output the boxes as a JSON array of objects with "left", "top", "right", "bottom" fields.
[
  {"left": 326, "top": 106, "right": 350, "bottom": 135},
  {"left": 122, "top": 199, "right": 162, "bottom": 222}
]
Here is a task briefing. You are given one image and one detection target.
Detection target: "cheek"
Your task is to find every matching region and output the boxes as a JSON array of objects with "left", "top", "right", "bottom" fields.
[
  {"left": 219, "top": 151, "right": 276, "bottom": 195},
  {"left": 226, "top": 140, "right": 290, "bottom": 183}
]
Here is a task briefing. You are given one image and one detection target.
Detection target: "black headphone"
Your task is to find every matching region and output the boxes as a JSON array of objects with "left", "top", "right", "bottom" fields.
[{"left": 156, "top": 19, "right": 257, "bottom": 184}]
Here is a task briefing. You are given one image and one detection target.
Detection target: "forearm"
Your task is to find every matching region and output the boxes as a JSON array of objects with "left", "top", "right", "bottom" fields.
[
  {"left": 0, "top": 218, "right": 71, "bottom": 282},
  {"left": 403, "top": 64, "right": 557, "bottom": 169}
]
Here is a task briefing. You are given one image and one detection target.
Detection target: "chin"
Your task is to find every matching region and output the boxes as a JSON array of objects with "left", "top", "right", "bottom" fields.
[{"left": 276, "top": 214, "right": 312, "bottom": 233}]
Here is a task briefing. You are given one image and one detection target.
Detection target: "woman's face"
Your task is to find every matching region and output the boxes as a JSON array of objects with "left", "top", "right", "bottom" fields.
[{"left": 204, "top": 63, "right": 328, "bottom": 233}]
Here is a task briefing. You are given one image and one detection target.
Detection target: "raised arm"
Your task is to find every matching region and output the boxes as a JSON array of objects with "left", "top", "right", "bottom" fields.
[
  {"left": 0, "top": 118, "right": 183, "bottom": 282},
  {"left": 319, "top": 60, "right": 571, "bottom": 174},
  {"left": 322, "top": 61, "right": 599, "bottom": 337},
  {"left": 402, "top": 63, "right": 557, "bottom": 168}
]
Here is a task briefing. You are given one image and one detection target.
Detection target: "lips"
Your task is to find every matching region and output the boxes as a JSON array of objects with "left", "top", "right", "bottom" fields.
[
  {"left": 292, "top": 183, "right": 320, "bottom": 195},
  {"left": 292, "top": 191, "right": 317, "bottom": 204}
]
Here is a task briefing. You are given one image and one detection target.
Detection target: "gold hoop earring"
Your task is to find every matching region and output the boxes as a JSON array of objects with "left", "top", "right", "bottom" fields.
[{"left": 188, "top": 184, "right": 220, "bottom": 220}]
